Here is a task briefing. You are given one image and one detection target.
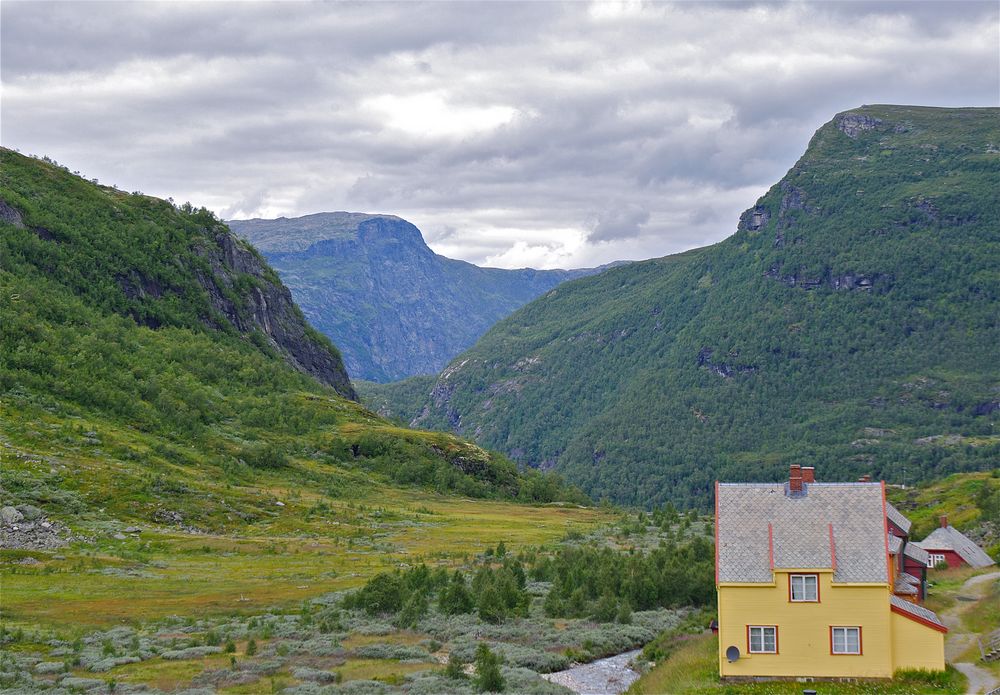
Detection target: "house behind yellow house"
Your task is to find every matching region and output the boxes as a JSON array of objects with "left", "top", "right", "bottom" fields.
[{"left": 715, "top": 465, "right": 947, "bottom": 680}]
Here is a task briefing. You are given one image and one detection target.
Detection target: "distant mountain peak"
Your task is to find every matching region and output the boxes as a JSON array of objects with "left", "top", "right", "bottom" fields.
[
  {"left": 228, "top": 213, "right": 610, "bottom": 382},
  {"left": 229, "top": 211, "right": 416, "bottom": 254}
]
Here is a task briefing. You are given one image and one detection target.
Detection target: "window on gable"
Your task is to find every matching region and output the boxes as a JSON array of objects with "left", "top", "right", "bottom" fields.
[
  {"left": 790, "top": 574, "right": 818, "bottom": 601},
  {"left": 831, "top": 626, "right": 861, "bottom": 654},
  {"left": 748, "top": 626, "right": 777, "bottom": 654}
]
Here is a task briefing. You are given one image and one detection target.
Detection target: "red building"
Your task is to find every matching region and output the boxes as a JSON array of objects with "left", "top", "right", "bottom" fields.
[
  {"left": 886, "top": 498, "right": 929, "bottom": 602},
  {"left": 915, "top": 516, "right": 995, "bottom": 570}
]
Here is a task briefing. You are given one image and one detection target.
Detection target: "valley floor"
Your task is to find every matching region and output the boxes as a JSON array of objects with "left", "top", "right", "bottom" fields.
[{"left": 0, "top": 498, "right": 715, "bottom": 693}]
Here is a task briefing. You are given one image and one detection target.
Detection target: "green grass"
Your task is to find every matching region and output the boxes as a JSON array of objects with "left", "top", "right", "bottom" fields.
[
  {"left": 629, "top": 633, "right": 968, "bottom": 694},
  {"left": 96, "top": 654, "right": 232, "bottom": 691},
  {"left": 336, "top": 658, "right": 439, "bottom": 683},
  {"left": 889, "top": 471, "right": 1000, "bottom": 542},
  {"left": 961, "top": 577, "right": 1000, "bottom": 635},
  {"left": 1, "top": 490, "right": 610, "bottom": 631}
]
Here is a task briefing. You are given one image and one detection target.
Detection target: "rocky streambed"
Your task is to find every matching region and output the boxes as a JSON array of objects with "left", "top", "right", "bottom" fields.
[{"left": 541, "top": 648, "right": 643, "bottom": 695}]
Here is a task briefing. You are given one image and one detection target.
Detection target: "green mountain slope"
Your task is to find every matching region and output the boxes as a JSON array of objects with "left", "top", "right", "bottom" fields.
[
  {"left": 0, "top": 148, "right": 583, "bottom": 531},
  {"left": 364, "top": 105, "right": 1000, "bottom": 507},
  {"left": 228, "top": 213, "right": 612, "bottom": 382},
  {"left": 0, "top": 151, "right": 355, "bottom": 400}
]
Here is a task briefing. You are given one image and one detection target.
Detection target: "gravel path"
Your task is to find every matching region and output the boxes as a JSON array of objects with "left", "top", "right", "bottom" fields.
[
  {"left": 541, "top": 649, "right": 643, "bottom": 695},
  {"left": 941, "top": 570, "right": 1000, "bottom": 695}
]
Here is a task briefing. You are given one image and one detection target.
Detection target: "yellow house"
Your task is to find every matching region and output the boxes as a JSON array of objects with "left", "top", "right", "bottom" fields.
[{"left": 715, "top": 465, "right": 947, "bottom": 680}]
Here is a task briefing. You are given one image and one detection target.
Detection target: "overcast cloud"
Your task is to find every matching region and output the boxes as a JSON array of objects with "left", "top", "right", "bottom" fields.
[{"left": 2, "top": 1, "right": 997, "bottom": 268}]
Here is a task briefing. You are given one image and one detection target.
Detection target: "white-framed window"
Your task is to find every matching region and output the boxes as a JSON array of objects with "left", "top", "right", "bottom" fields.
[
  {"left": 790, "top": 574, "right": 819, "bottom": 601},
  {"left": 831, "top": 626, "right": 861, "bottom": 655},
  {"left": 926, "top": 553, "right": 946, "bottom": 568},
  {"left": 748, "top": 625, "right": 777, "bottom": 654}
]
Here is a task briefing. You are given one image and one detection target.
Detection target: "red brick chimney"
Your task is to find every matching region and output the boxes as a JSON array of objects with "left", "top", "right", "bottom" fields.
[
  {"left": 940, "top": 515, "right": 948, "bottom": 528},
  {"left": 789, "top": 464, "right": 803, "bottom": 492},
  {"left": 858, "top": 474, "right": 871, "bottom": 483},
  {"left": 802, "top": 467, "right": 815, "bottom": 484}
]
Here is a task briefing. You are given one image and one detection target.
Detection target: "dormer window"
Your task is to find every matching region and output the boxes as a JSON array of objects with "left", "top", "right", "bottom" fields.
[{"left": 790, "top": 574, "right": 819, "bottom": 602}]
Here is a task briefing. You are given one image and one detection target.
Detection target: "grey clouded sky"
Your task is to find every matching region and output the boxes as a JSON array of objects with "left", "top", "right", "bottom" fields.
[{"left": 3, "top": 1, "right": 997, "bottom": 268}]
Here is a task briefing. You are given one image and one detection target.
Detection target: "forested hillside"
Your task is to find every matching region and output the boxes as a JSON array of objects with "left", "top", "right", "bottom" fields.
[
  {"left": 228, "top": 213, "right": 611, "bottom": 382},
  {"left": 364, "top": 106, "right": 1000, "bottom": 508},
  {"left": 0, "top": 148, "right": 583, "bottom": 523}
]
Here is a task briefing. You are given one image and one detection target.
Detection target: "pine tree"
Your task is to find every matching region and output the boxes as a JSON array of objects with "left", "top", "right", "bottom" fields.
[{"left": 474, "top": 643, "right": 504, "bottom": 692}]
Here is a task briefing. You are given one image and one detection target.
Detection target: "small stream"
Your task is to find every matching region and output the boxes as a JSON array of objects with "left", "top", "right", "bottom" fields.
[{"left": 541, "top": 649, "right": 643, "bottom": 695}]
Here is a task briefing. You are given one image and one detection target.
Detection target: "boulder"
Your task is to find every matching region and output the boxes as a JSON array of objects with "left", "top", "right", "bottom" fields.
[{"left": 0, "top": 506, "right": 24, "bottom": 525}]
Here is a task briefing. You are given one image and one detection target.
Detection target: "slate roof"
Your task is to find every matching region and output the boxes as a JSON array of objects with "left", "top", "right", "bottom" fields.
[
  {"left": 916, "top": 526, "right": 996, "bottom": 568},
  {"left": 888, "top": 535, "right": 903, "bottom": 554},
  {"left": 890, "top": 595, "right": 947, "bottom": 630},
  {"left": 886, "top": 502, "right": 912, "bottom": 535},
  {"left": 893, "top": 575, "right": 919, "bottom": 595},
  {"left": 716, "top": 482, "right": 888, "bottom": 584},
  {"left": 903, "top": 541, "right": 929, "bottom": 566}
]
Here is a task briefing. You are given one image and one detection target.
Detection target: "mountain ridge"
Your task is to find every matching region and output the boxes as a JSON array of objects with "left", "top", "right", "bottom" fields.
[
  {"left": 229, "top": 212, "right": 618, "bottom": 382},
  {"left": 361, "top": 104, "right": 1000, "bottom": 507}
]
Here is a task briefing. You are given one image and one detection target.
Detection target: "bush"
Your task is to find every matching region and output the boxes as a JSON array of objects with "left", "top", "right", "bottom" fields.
[
  {"left": 353, "top": 573, "right": 405, "bottom": 615},
  {"left": 242, "top": 443, "right": 288, "bottom": 470}
]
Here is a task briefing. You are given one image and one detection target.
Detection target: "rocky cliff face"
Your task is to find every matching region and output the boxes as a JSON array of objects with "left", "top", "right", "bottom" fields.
[
  {"left": 229, "top": 213, "right": 612, "bottom": 382},
  {"left": 192, "top": 229, "right": 356, "bottom": 399}
]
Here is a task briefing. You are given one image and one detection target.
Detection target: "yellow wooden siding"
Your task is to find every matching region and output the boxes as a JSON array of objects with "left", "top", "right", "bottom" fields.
[
  {"left": 890, "top": 610, "right": 946, "bottom": 672},
  {"left": 717, "top": 571, "right": 895, "bottom": 678}
]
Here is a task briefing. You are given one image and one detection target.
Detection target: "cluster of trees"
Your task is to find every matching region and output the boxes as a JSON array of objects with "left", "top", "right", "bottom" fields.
[
  {"left": 344, "top": 556, "right": 532, "bottom": 628},
  {"left": 531, "top": 537, "right": 714, "bottom": 621},
  {"left": 346, "top": 534, "right": 715, "bottom": 629}
]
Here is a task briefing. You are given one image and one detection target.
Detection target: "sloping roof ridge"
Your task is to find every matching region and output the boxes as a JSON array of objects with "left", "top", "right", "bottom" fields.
[
  {"left": 917, "top": 526, "right": 996, "bottom": 568},
  {"left": 904, "top": 542, "right": 929, "bottom": 564},
  {"left": 718, "top": 481, "right": 880, "bottom": 487},
  {"left": 944, "top": 526, "right": 996, "bottom": 567},
  {"left": 890, "top": 595, "right": 948, "bottom": 632},
  {"left": 885, "top": 501, "right": 913, "bottom": 533}
]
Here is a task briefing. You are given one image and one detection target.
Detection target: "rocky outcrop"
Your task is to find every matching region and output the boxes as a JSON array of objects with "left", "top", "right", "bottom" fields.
[
  {"left": 836, "top": 113, "right": 882, "bottom": 138},
  {"left": 1, "top": 197, "right": 58, "bottom": 241},
  {"left": 192, "top": 228, "right": 356, "bottom": 399},
  {"left": 0, "top": 504, "right": 74, "bottom": 550},
  {"left": 697, "top": 347, "right": 758, "bottom": 378},
  {"left": 738, "top": 206, "right": 770, "bottom": 232},
  {"left": 763, "top": 262, "right": 894, "bottom": 292},
  {"left": 0, "top": 199, "right": 25, "bottom": 228},
  {"left": 738, "top": 180, "right": 815, "bottom": 246}
]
